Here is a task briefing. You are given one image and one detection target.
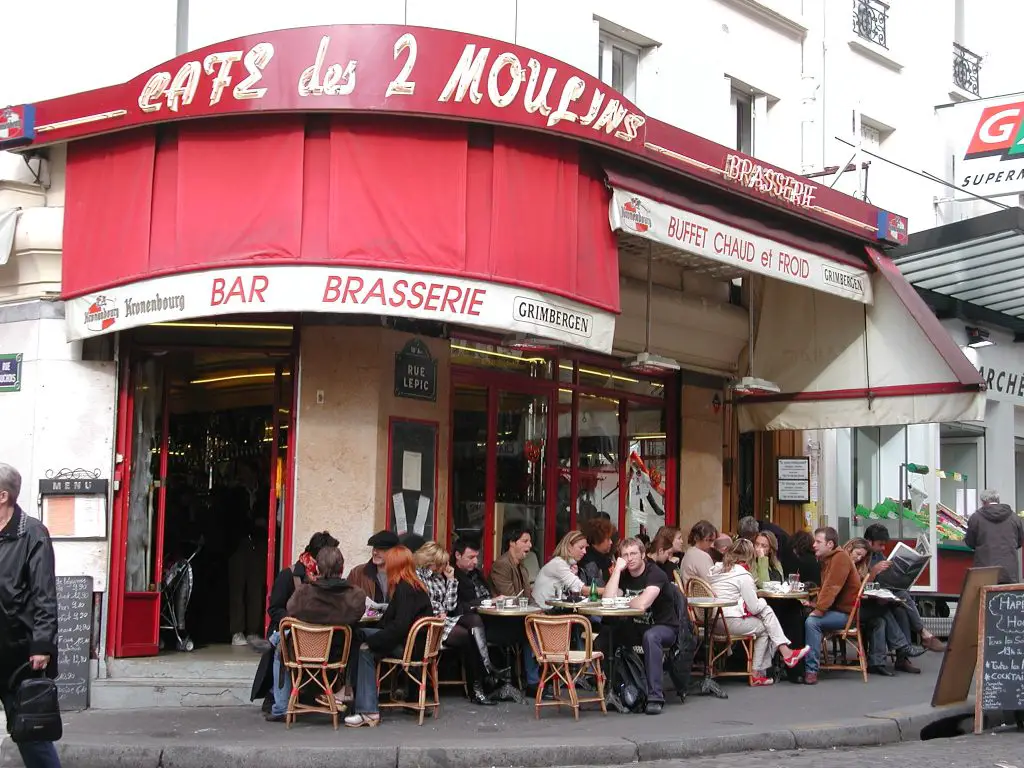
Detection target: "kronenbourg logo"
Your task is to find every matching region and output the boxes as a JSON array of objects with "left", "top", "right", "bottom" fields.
[
  {"left": 964, "top": 101, "right": 1024, "bottom": 161},
  {"left": 620, "top": 197, "right": 653, "bottom": 233},
  {"left": 83, "top": 295, "right": 119, "bottom": 332},
  {"left": 0, "top": 108, "right": 23, "bottom": 141}
]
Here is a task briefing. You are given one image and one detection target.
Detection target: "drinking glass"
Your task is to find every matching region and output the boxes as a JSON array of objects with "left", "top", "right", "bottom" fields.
[
  {"left": 518, "top": 597, "right": 529, "bottom": 610},
  {"left": 788, "top": 573, "right": 800, "bottom": 589}
]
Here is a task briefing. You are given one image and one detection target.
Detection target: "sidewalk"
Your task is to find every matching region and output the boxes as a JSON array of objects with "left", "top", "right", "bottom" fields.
[{"left": 2, "top": 653, "right": 974, "bottom": 768}]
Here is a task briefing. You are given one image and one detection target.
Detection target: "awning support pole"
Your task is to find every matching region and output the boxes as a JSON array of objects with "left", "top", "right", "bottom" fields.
[{"left": 644, "top": 241, "right": 653, "bottom": 352}]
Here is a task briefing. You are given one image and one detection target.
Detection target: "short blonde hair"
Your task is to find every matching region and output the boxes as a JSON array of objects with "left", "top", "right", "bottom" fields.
[
  {"left": 413, "top": 540, "right": 449, "bottom": 570},
  {"left": 552, "top": 531, "right": 586, "bottom": 562}
]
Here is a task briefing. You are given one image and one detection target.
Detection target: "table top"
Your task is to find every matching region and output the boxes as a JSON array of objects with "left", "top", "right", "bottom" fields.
[
  {"left": 687, "top": 597, "right": 739, "bottom": 609},
  {"left": 757, "top": 591, "right": 811, "bottom": 600},
  {"left": 477, "top": 605, "right": 543, "bottom": 617},
  {"left": 575, "top": 604, "right": 646, "bottom": 618}
]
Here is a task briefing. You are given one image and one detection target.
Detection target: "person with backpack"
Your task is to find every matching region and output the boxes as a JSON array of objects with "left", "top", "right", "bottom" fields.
[
  {"left": 0, "top": 463, "right": 62, "bottom": 768},
  {"left": 602, "top": 537, "right": 680, "bottom": 715}
]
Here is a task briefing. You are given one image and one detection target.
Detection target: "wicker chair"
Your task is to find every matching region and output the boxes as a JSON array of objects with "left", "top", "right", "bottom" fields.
[
  {"left": 377, "top": 616, "right": 446, "bottom": 725},
  {"left": 818, "top": 579, "right": 869, "bottom": 682},
  {"left": 685, "top": 576, "right": 755, "bottom": 684},
  {"left": 524, "top": 614, "right": 606, "bottom": 720},
  {"left": 278, "top": 619, "right": 352, "bottom": 730}
]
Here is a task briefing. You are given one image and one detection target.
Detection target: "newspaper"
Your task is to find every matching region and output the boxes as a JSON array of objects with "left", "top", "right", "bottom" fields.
[{"left": 874, "top": 541, "right": 930, "bottom": 591}]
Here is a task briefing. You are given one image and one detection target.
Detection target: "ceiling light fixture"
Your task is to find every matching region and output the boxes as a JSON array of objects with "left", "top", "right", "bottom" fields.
[{"left": 966, "top": 326, "right": 994, "bottom": 348}]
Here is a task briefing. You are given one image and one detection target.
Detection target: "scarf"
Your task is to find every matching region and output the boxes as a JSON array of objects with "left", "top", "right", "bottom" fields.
[{"left": 298, "top": 551, "right": 319, "bottom": 580}]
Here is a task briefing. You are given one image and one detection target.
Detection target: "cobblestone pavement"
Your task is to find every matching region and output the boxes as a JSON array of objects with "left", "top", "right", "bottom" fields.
[{"left": 589, "top": 730, "right": 1024, "bottom": 768}]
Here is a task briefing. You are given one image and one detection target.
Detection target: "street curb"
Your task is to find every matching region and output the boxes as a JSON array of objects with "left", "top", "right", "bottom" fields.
[{"left": 0, "top": 700, "right": 979, "bottom": 768}]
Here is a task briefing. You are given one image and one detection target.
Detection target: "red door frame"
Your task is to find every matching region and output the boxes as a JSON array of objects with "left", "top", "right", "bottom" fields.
[{"left": 107, "top": 339, "right": 298, "bottom": 659}]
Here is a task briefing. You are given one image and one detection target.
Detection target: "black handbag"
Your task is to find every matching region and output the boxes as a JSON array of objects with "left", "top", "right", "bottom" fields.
[{"left": 7, "top": 663, "right": 62, "bottom": 743}]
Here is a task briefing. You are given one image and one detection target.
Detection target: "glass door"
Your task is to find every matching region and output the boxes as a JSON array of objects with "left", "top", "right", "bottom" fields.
[
  {"left": 113, "top": 354, "right": 169, "bottom": 657},
  {"left": 450, "top": 373, "right": 554, "bottom": 568}
]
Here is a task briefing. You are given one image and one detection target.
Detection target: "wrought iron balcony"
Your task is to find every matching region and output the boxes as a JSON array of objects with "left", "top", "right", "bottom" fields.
[
  {"left": 953, "top": 43, "right": 981, "bottom": 96},
  {"left": 852, "top": 0, "right": 889, "bottom": 49}
]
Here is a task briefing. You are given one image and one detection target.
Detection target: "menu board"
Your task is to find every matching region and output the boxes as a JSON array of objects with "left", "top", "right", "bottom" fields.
[
  {"left": 777, "top": 457, "right": 810, "bottom": 503},
  {"left": 55, "top": 576, "right": 93, "bottom": 711},
  {"left": 975, "top": 584, "right": 1024, "bottom": 731}
]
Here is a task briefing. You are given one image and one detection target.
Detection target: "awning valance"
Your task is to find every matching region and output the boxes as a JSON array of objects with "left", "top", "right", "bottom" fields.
[{"left": 737, "top": 248, "right": 985, "bottom": 431}]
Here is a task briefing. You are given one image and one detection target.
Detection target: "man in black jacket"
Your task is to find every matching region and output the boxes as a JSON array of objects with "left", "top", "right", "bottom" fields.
[{"left": 0, "top": 463, "right": 62, "bottom": 768}]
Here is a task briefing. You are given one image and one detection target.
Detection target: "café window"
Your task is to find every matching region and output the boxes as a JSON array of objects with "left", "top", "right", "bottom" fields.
[
  {"left": 598, "top": 33, "right": 639, "bottom": 102},
  {"left": 450, "top": 339, "right": 676, "bottom": 563}
]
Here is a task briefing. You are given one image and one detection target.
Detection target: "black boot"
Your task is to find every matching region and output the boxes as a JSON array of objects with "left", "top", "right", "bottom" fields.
[
  {"left": 471, "top": 627, "right": 510, "bottom": 682},
  {"left": 469, "top": 680, "right": 497, "bottom": 706}
]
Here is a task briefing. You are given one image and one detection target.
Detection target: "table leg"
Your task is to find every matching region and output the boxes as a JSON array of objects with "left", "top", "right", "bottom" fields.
[{"left": 691, "top": 608, "right": 728, "bottom": 699}]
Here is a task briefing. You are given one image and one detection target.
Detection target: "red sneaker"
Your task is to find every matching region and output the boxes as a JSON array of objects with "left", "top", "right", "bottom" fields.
[
  {"left": 782, "top": 647, "right": 810, "bottom": 668},
  {"left": 750, "top": 675, "right": 775, "bottom": 687}
]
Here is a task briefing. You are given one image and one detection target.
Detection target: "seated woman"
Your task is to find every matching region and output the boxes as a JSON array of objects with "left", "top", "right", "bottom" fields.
[
  {"left": 753, "top": 531, "right": 784, "bottom": 586},
  {"left": 533, "top": 531, "right": 590, "bottom": 608},
  {"left": 415, "top": 541, "right": 499, "bottom": 706},
  {"left": 578, "top": 517, "right": 616, "bottom": 588},
  {"left": 649, "top": 526, "right": 683, "bottom": 580},
  {"left": 844, "top": 539, "right": 920, "bottom": 675},
  {"left": 345, "top": 545, "right": 433, "bottom": 728},
  {"left": 780, "top": 530, "right": 821, "bottom": 586},
  {"left": 709, "top": 539, "right": 809, "bottom": 685},
  {"left": 680, "top": 520, "right": 718, "bottom": 588}
]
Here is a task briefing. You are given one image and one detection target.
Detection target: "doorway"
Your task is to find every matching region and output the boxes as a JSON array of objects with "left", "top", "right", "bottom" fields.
[{"left": 109, "top": 331, "right": 295, "bottom": 658}]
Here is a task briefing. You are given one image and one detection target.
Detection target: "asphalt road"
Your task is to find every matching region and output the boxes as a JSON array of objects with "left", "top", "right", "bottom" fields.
[{"left": 584, "top": 730, "right": 1024, "bottom": 768}]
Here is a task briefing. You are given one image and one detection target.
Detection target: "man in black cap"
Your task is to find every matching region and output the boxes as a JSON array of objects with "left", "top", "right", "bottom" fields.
[{"left": 347, "top": 530, "right": 398, "bottom": 604}]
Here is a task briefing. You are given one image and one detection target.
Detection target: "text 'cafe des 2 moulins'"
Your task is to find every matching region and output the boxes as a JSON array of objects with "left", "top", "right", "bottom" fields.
[{"left": 1, "top": 24, "right": 984, "bottom": 659}]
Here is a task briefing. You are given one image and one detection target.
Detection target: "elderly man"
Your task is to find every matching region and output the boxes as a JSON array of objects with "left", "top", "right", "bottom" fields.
[
  {"left": 737, "top": 516, "right": 760, "bottom": 542},
  {"left": 0, "top": 463, "right": 62, "bottom": 768},
  {"left": 966, "top": 490, "right": 1024, "bottom": 585}
]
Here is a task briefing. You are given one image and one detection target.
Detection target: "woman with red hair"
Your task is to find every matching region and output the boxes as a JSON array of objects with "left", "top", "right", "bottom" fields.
[{"left": 345, "top": 545, "right": 432, "bottom": 728}]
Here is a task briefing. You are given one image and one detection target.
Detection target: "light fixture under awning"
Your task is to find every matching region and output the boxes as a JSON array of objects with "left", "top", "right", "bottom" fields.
[
  {"left": 607, "top": 184, "right": 874, "bottom": 304},
  {"left": 736, "top": 247, "right": 985, "bottom": 432}
]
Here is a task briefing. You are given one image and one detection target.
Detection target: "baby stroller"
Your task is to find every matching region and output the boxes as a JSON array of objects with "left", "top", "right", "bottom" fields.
[{"left": 159, "top": 537, "right": 203, "bottom": 652}]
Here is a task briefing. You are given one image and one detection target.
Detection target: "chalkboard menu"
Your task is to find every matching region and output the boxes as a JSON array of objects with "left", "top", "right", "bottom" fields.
[
  {"left": 975, "top": 584, "right": 1024, "bottom": 727},
  {"left": 56, "top": 576, "right": 93, "bottom": 711}
]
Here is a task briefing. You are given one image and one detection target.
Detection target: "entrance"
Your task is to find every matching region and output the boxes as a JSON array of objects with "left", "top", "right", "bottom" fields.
[{"left": 108, "top": 325, "right": 296, "bottom": 658}]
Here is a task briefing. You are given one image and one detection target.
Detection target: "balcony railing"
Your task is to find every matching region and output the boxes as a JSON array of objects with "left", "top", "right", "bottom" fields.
[
  {"left": 953, "top": 43, "right": 981, "bottom": 96},
  {"left": 852, "top": 0, "right": 889, "bottom": 49}
]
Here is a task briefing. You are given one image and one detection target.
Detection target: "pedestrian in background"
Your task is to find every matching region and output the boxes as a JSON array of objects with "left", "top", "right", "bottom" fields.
[
  {"left": 966, "top": 489, "right": 1024, "bottom": 584},
  {"left": 0, "top": 463, "right": 62, "bottom": 768}
]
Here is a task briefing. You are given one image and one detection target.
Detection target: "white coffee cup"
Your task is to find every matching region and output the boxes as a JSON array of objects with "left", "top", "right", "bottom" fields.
[{"left": 480, "top": 599, "right": 494, "bottom": 608}]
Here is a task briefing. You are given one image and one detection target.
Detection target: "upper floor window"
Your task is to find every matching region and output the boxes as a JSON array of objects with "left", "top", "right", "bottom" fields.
[
  {"left": 731, "top": 89, "right": 754, "bottom": 155},
  {"left": 852, "top": 0, "right": 889, "bottom": 49},
  {"left": 598, "top": 33, "right": 639, "bottom": 102}
]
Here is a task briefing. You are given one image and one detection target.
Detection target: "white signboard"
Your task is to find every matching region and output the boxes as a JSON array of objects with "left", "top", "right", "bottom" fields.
[
  {"left": 941, "top": 92, "right": 1024, "bottom": 199},
  {"left": 65, "top": 265, "right": 616, "bottom": 353},
  {"left": 609, "top": 188, "right": 872, "bottom": 304},
  {"left": 777, "top": 457, "right": 810, "bottom": 503}
]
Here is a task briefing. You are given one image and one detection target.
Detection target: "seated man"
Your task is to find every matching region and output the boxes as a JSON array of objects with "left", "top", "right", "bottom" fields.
[
  {"left": 603, "top": 537, "right": 680, "bottom": 715},
  {"left": 488, "top": 526, "right": 541, "bottom": 695},
  {"left": 864, "top": 523, "right": 945, "bottom": 653},
  {"left": 266, "top": 545, "right": 367, "bottom": 722},
  {"left": 347, "top": 530, "right": 399, "bottom": 605},
  {"left": 803, "top": 527, "right": 861, "bottom": 685}
]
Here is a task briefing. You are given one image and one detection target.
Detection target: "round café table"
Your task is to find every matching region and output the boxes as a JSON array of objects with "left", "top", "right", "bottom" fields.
[
  {"left": 476, "top": 605, "right": 543, "bottom": 618},
  {"left": 687, "top": 597, "right": 739, "bottom": 699}
]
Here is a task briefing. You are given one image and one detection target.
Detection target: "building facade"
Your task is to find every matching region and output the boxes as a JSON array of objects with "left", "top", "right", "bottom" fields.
[{"left": 0, "top": 1, "right": 998, "bottom": 684}]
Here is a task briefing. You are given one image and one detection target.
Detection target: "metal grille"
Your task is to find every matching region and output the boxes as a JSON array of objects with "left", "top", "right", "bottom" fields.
[
  {"left": 953, "top": 43, "right": 981, "bottom": 96},
  {"left": 852, "top": 0, "right": 889, "bottom": 49}
]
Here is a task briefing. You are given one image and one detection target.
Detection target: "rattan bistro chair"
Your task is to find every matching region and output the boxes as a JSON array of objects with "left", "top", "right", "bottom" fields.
[
  {"left": 278, "top": 619, "right": 352, "bottom": 730},
  {"left": 524, "top": 614, "right": 606, "bottom": 720},
  {"left": 819, "top": 579, "right": 869, "bottom": 683},
  {"left": 377, "top": 616, "right": 446, "bottom": 725},
  {"left": 685, "top": 577, "right": 755, "bottom": 684}
]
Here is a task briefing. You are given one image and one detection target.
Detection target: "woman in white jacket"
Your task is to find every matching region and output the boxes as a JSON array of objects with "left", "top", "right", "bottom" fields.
[
  {"left": 533, "top": 531, "right": 589, "bottom": 609},
  {"left": 709, "top": 539, "right": 809, "bottom": 685}
]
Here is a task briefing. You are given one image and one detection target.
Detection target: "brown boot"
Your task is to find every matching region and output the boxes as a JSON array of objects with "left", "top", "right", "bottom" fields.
[{"left": 922, "top": 635, "right": 947, "bottom": 653}]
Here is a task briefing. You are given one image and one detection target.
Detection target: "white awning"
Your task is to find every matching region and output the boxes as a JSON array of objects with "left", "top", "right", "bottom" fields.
[
  {"left": 0, "top": 209, "right": 18, "bottom": 266},
  {"left": 737, "top": 248, "right": 985, "bottom": 431}
]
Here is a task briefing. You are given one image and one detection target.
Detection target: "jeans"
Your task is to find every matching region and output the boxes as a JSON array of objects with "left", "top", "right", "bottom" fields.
[
  {"left": 524, "top": 645, "right": 540, "bottom": 686},
  {"left": 640, "top": 624, "right": 677, "bottom": 703},
  {"left": 269, "top": 631, "right": 291, "bottom": 717},
  {"left": 1, "top": 689, "right": 62, "bottom": 768},
  {"left": 351, "top": 628, "right": 380, "bottom": 715},
  {"left": 803, "top": 611, "right": 849, "bottom": 674},
  {"left": 861, "top": 604, "right": 910, "bottom": 666},
  {"left": 894, "top": 590, "right": 924, "bottom": 634}
]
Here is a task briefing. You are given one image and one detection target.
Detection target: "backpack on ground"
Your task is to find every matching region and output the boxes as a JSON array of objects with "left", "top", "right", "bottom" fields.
[{"left": 610, "top": 645, "right": 648, "bottom": 714}]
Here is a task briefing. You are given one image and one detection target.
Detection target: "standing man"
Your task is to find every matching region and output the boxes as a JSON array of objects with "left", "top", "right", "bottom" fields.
[
  {"left": 0, "top": 463, "right": 62, "bottom": 768},
  {"left": 803, "top": 526, "right": 861, "bottom": 685},
  {"left": 966, "top": 490, "right": 1024, "bottom": 585},
  {"left": 603, "top": 537, "right": 680, "bottom": 715}
]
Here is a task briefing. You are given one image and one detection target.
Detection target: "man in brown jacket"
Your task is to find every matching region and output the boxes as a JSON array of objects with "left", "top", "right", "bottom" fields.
[
  {"left": 803, "top": 526, "right": 861, "bottom": 685},
  {"left": 267, "top": 546, "right": 366, "bottom": 721},
  {"left": 488, "top": 525, "right": 534, "bottom": 600}
]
